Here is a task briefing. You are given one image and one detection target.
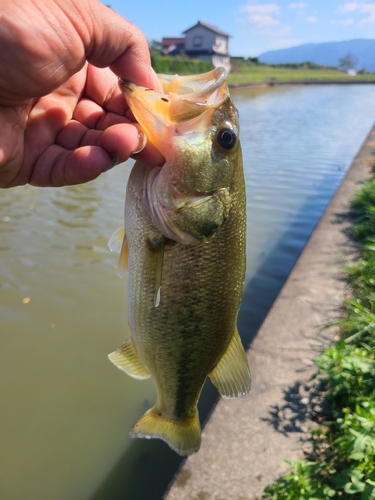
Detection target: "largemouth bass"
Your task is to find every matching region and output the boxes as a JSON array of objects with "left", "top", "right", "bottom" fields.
[{"left": 108, "top": 67, "right": 250, "bottom": 456}]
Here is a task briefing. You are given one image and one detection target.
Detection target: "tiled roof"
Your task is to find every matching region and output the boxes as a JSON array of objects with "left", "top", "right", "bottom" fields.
[
  {"left": 161, "top": 37, "right": 185, "bottom": 46},
  {"left": 183, "top": 21, "right": 230, "bottom": 37}
]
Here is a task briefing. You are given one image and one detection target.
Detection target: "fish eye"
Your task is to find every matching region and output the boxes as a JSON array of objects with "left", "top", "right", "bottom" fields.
[{"left": 216, "top": 127, "right": 237, "bottom": 150}]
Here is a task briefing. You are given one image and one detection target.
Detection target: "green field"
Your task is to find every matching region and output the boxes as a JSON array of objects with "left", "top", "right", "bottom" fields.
[
  {"left": 150, "top": 52, "right": 375, "bottom": 85},
  {"left": 227, "top": 60, "right": 375, "bottom": 86}
]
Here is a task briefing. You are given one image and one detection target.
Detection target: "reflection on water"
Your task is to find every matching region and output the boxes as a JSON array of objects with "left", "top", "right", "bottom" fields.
[{"left": 1, "top": 85, "right": 375, "bottom": 500}]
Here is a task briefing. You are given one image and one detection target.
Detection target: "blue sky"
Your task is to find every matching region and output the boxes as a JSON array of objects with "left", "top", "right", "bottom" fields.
[{"left": 105, "top": 1, "right": 375, "bottom": 57}]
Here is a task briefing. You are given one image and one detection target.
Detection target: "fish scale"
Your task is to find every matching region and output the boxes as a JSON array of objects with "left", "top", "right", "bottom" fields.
[{"left": 108, "top": 68, "right": 250, "bottom": 455}]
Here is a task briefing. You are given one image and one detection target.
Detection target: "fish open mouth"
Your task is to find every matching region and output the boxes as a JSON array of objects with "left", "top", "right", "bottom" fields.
[
  {"left": 120, "top": 67, "right": 227, "bottom": 107},
  {"left": 119, "top": 68, "right": 229, "bottom": 154},
  {"left": 157, "top": 67, "right": 227, "bottom": 103}
]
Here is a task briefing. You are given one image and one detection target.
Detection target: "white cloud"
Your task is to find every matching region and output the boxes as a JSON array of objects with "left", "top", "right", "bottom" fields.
[
  {"left": 240, "top": 3, "right": 280, "bottom": 14},
  {"left": 259, "top": 27, "right": 302, "bottom": 51},
  {"left": 338, "top": 2, "right": 361, "bottom": 12},
  {"left": 289, "top": 2, "right": 308, "bottom": 8},
  {"left": 361, "top": 4, "right": 375, "bottom": 23},
  {"left": 239, "top": 2, "right": 281, "bottom": 27},
  {"left": 362, "top": 3, "right": 375, "bottom": 11},
  {"left": 247, "top": 14, "right": 280, "bottom": 26},
  {"left": 237, "top": 1, "right": 307, "bottom": 54},
  {"left": 337, "top": 2, "right": 375, "bottom": 24},
  {"left": 307, "top": 15, "right": 317, "bottom": 22},
  {"left": 362, "top": 3, "right": 375, "bottom": 13},
  {"left": 234, "top": 17, "right": 302, "bottom": 56},
  {"left": 330, "top": 17, "right": 354, "bottom": 25}
]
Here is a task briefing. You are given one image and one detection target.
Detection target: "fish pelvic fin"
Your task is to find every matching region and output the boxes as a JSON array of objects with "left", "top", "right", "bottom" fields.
[
  {"left": 108, "top": 338, "right": 150, "bottom": 380},
  {"left": 209, "top": 328, "right": 251, "bottom": 398},
  {"left": 108, "top": 227, "right": 128, "bottom": 277},
  {"left": 130, "top": 407, "right": 201, "bottom": 456}
]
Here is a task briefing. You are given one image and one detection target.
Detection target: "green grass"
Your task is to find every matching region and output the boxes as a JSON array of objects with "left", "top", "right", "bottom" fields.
[
  {"left": 149, "top": 52, "right": 375, "bottom": 84},
  {"left": 227, "top": 61, "right": 375, "bottom": 86},
  {"left": 262, "top": 168, "right": 375, "bottom": 499},
  {"left": 151, "top": 52, "right": 213, "bottom": 75}
]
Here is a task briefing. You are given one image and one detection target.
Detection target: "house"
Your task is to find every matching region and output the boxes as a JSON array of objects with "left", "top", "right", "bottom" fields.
[
  {"left": 161, "top": 37, "right": 185, "bottom": 56},
  {"left": 183, "top": 21, "right": 231, "bottom": 72}
]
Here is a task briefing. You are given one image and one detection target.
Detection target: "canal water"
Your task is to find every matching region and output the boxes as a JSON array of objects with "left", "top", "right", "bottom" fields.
[{"left": 1, "top": 84, "right": 375, "bottom": 500}]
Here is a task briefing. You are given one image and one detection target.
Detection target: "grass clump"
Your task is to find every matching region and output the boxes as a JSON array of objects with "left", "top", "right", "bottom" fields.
[
  {"left": 262, "top": 167, "right": 375, "bottom": 500},
  {"left": 150, "top": 52, "right": 213, "bottom": 75}
]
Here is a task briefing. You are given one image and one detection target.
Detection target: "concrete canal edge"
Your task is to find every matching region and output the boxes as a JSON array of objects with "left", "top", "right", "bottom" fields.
[{"left": 164, "top": 124, "right": 375, "bottom": 500}]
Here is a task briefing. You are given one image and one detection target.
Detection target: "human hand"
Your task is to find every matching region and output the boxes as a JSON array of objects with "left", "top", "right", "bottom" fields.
[{"left": 0, "top": 0, "right": 164, "bottom": 188}]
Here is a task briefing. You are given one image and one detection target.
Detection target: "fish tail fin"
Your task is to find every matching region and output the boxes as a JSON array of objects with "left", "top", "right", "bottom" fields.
[{"left": 130, "top": 407, "right": 201, "bottom": 456}]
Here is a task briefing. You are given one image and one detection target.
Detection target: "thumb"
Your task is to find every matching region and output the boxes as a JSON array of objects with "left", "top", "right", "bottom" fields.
[{"left": 61, "top": 0, "right": 161, "bottom": 91}]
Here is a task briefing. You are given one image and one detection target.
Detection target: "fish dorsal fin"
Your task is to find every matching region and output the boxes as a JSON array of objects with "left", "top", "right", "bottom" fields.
[
  {"left": 208, "top": 329, "right": 251, "bottom": 398},
  {"left": 108, "top": 338, "right": 150, "bottom": 380},
  {"left": 107, "top": 227, "right": 128, "bottom": 278}
]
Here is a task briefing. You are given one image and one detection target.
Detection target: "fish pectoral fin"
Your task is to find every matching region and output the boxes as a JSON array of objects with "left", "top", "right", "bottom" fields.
[
  {"left": 117, "top": 233, "right": 129, "bottom": 278},
  {"left": 130, "top": 406, "right": 201, "bottom": 456},
  {"left": 108, "top": 227, "right": 125, "bottom": 254},
  {"left": 108, "top": 227, "right": 129, "bottom": 278},
  {"left": 108, "top": 338, "right": 150, "bottom": 380},
  {"left": 208, "top": 328, "right": 251, "bottom": 399}
]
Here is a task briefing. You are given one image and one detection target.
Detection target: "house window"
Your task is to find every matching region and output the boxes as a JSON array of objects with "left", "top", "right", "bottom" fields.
[{"left": 193, "top": 36, "right": 202, "bottom": 47}]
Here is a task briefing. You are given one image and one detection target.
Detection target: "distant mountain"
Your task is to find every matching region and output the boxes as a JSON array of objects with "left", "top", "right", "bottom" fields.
[{"left": 258, "top": 39, "right": 375, "bottom": 72}]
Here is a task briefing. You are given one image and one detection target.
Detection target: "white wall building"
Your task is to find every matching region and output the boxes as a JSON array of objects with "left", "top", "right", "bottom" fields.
[{"left": 183, "top": 21, "right": 231, "bottom": 73}]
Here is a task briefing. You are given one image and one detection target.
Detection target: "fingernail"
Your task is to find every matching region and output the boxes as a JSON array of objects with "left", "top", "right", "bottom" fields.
[
  {"left": 151, "top": 68, "right": 163, "bottom": 92},
  {"left": 104, "top": 153, "right": 120, "bottom": 172},
  {"left": 132, "top": 130, "right": 147, "bottom": 155}
]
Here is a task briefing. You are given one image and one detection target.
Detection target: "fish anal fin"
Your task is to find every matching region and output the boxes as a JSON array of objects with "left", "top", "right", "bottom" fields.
[
  {"left": 209, "top": 328, "right": 251, "bottom": 399},
  {"left": 108, "top": 338, "right": 150, "bottom": 380},
  {"left": 130, "top": 406, "right": 201, "bottom": 456}
]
